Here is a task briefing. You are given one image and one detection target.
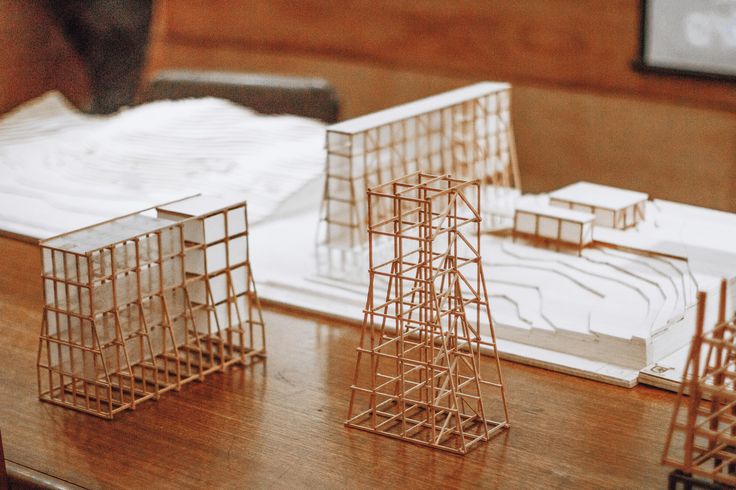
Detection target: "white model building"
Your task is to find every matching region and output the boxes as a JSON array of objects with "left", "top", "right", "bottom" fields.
[
  {"left": 318, "top": 82, "right": 521, "bottom": 272},
  {"left": 549, "top": 181, "right": 648, "bottom": 229}
]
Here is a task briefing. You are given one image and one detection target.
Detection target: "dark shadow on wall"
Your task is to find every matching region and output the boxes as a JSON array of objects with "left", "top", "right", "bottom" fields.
[{"left": 43, "top": 0, "right": 153, "bottom": 114}]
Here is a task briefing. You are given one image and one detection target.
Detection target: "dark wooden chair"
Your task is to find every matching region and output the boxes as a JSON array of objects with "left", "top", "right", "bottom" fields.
[{"left": 140, "top": 70, "right": 340, "bottom": 123}]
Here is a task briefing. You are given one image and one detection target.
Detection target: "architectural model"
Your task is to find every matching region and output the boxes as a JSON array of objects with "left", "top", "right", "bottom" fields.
[
  {"left": 513, "top": 181, "right": 649, "bottom": 253},
  {"left": 346, "top": 173, "right": 509, "bottom": 454},
  {"left": 13, "top": 82, "right": 733, "bottom": 390},
  {"left": 318, "top": 82, "right": 520, "bottom": 273},
  {"left": 513, "top": 201, "right": 594, "bottom": 253},
  {"left": 662, "top": 280, "right": 736, "bottom": 487},
  {"left": 548, "top": 182, "right": 647, "bottom": 230},
  {"left": 248, "top": 82, "right": 736, "bottom": 390},
  {"left": 37, "top": 195, "right": 265, "bottom": 418}
]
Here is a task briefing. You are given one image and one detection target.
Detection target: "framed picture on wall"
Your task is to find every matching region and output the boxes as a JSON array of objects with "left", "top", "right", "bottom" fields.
[{"left": 635, "top": 0, "right": 736, "bottom": 81}]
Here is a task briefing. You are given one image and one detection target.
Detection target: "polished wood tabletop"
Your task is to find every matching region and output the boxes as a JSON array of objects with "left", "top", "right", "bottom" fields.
[{"left": 0, "top": 236, "right": 676, "bottom": 489}]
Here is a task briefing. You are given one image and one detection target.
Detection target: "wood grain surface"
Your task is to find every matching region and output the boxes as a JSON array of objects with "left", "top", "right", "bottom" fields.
[
  {"left": 147, "top": 1, "right": 736, "bottom": 213},
  {"left": 0, "top": 235, "right": 679, "bottom": 488},
  {"left": 158, "top": 0, "right": 736, "bottom": 111}
]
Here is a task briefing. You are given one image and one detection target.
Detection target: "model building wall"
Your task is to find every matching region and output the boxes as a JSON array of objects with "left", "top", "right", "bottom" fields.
[
  {"left": 38, "top": 198, "right": 264, "bottom": 418},
  {"left": 513, "top": 204, "right": 594, "bottom": 249},
  {"left": 158, "top": 201, "right": 256, "bottom": 348},
  {"left": 319, "top": 83, "right": 519, "bottom": 254}
]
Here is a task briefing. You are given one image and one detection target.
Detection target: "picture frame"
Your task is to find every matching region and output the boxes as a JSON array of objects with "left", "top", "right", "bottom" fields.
[{"left": 633, "top": 0, "right": 736, "bottom": 82}]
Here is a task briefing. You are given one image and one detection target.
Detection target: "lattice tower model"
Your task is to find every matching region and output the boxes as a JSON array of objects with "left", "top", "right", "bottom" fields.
[{"left": 346, "top": 172, "right": 510, "bottom": 454}]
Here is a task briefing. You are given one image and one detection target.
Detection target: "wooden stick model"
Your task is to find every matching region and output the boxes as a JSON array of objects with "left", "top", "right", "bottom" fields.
[
  {"left": 662, "top": 279, "right": 736, "bottom": 485},
  {"left": 37, "top": 196, "right": 265, "bottom": 419},
  {"left": 346, "top": 172, "right": 510, "bottom": 454}
]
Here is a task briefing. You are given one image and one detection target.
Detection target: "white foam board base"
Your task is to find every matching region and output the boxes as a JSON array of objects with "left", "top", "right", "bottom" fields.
[
  {"left": 257, "top": 279, "right": 640, "bottom": 388},
  {"left": 251, "top": 209, "right": 644, "bottom": 387}
]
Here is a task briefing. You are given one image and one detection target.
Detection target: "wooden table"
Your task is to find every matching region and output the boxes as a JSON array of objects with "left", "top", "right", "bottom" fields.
[{"left": 0, "top": 236, "right": 676, "bottom": 488}]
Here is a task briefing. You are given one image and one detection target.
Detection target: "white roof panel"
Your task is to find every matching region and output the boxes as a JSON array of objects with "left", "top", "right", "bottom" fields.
[
  {"left": 157, "top": 195, "right": 246, "bottom": 218},
  {"left": 550, "top": 182, "right": 648, "bottom": 211},
  {"left": 43, "top": 214, "right": 176, "bottom": 253},
  {"left": 327, "top": 82, "right": 511, "bottom": 135}
]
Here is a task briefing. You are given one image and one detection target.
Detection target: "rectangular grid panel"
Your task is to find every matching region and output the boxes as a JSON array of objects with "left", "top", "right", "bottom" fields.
[{"left": 184, "top": 204, "right": 266, "bottom": 371}]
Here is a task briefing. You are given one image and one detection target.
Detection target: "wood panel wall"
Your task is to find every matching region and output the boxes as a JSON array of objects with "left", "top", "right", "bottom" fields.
[
  {"left": 0, "top": 0, "right": 88, "bottom": 114},
  {"left": 157, "top": 0, "right": 736, "bottom": 111},
  {"left": 149, "top": 0, "right": 736, "bottom": 211}
]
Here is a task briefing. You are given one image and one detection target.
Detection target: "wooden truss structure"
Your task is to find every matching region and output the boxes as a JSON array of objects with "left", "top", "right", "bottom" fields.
[
  {"left": 346, "top": 172, "right": 510, "bottom": 454},
  {"left": 662, "top": 279, "right": 736, "bottom": 486},
  {"left": 318, "top": 83, "right": 521, "bottom": 270},
  {"left": 37, "top": 197, "right": 265, "bottom": 419}
]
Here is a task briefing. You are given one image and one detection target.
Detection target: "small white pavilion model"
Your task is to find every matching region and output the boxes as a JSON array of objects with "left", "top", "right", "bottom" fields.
[
  {"left": 513, "top": 202, "right": 595, "bottom": 251},
  {"left": 512, "top": 181, "right": 648, "bottom": 251},
  {"left": 37, "top": 195, "right": 264, "bottom": 419},
  {"left": 549, "top": 181, "right": 648, "bottom": 229}
]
